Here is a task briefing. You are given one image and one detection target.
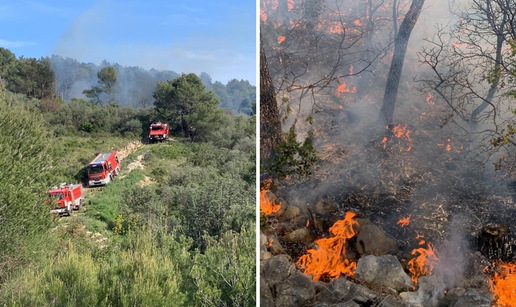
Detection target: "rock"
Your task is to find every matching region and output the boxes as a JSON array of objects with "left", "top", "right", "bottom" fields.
[
  {"left": 279, "top": 228, "right": 314, "bottom": 243},
  {"left": 380, "top": 296, "right": 415, "bottom": 307},
  {"left": 444, "top": 287, "right": 466, "bottom": 306},
  {"left": 268, "top": 235, "right": 285, "bottom": 255},
  {"left": 315, "top": 277, "right": 378, "bottom": 304},
  {"left": 355, "top": 254, "right": 413, "bottom": 291},
  {"left": 274, "top": 271, "right": 316, "bottom": 307},
  {"left": 314, "top": 281, "right": 328, "bottom": 294},
  {"left": 353, "top": 218, "right": 371, "bottom": 233},
  {"left": 293, "top": 212, "right": 312, "bottom": 228},
  {"left": 277, "top": 204, "right": 301, "bottom": 221},
  {"left": 313, "top": 302, "right": 360, "bottom": 307},
  {"left": 356, "top": 224, "right": 398, "bottom": 256},
  {"left": 450, "top": 288, "right": 493, "bottom": 307},
  {"left": 260, "top": 232, "right": 272, "bottom": 260},
  {"left": 314, "top": 198, "right": 339, "bottom": 215},
  {"left": 260, "top": 255, "right": 296, "bottom": 288},
  {"left": 260, "top": 278, "right": 275, "bottom": 307},
  {"left": 315, "top": 278, "right": 353, "bottom": 303},
  {"left": 407, "top": 275, "right": 444, "bottom": 307}
]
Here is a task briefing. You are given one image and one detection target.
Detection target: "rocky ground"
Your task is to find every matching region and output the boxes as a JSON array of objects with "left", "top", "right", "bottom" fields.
[{"left": 260, "top": 193, "right": 498, "bottom": 307}]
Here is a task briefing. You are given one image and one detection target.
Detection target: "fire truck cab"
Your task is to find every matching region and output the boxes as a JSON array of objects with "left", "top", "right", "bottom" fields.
[
  {"left": 48, "top": 183, "right": 85, "bottom": 216},
  {"left": 149, "top": 122, "right": 169, "bottom": 143},
  {"left": 87, "top": 151, "right": 120, "bottom": 187}
]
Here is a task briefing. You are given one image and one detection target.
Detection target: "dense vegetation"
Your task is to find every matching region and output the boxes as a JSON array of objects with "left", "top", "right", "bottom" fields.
[
  {"left": 0, "top": 48, "right": 256, "bottom": 306},
  {"left": 0, "top": 48, "right": 255, "bottom": 115}
]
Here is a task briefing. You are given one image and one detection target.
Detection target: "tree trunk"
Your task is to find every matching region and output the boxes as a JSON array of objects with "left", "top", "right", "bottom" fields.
[
  {"left": 260, "top": 36, "right": 282, "bottom": 171},
  {"left": 379, "top": 0, "right": 425, "bottom": 125}
]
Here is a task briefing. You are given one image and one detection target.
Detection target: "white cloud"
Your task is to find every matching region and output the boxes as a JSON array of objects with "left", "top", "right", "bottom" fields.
[{"left": 0, "top": 39, "right": 37, "bottom": 48}]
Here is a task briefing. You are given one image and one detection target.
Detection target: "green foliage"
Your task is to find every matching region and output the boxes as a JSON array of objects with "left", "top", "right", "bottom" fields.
[
  {"left": 0, "top": 51, "right": 55, "bottom": 100},
  {"left": 0, "top": 231, "right": 189, "bottom": 307},
  {"left": 266, "top": 125, "right": 319, "bottom": 179},
  {"left": 153, "top": 73, "right": 226, "bottom": 141},
  {"left": 0, "top": 48, "right": 256, "bottom": 306},
  {"left": 0, "top": 91, "right": 57, "bottom": 281},
  {"left": 150, "top": 142, "right": 186, "bottom": 160},
  {"left": 83, "top": 66, "right": 118, "bottom": 106},
  {"left": 191, "top": 226, "right": 256, "bottom": 306},
  {"left": 86, "top": 169, "right": 145, "bottom": 228}
]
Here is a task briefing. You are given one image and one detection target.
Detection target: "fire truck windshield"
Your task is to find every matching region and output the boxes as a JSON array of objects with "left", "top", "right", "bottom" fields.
[
  {"left": 151, "top": 126, "right": 164, "bottom": 130},
  {"left": 88, "top": 165, "right": 104, "bottom": 174},
  {"left": 49, "top": 193, "right": 64, "bottom": 200}
]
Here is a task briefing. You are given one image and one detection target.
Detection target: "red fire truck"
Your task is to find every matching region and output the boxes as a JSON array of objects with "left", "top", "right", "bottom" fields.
[
  {"left": 87, "top": 151, "right": 121, "bottom": 187},
  {"left": 48, "top": 183, "right": 85, "bottom": 216},
  {"left": 149, "top": 122, "right": 170, "bottom": 143}
]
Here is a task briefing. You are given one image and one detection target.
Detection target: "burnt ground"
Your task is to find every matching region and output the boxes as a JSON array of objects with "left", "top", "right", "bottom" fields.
[{"left": 272, "top": 116, "right": 516, "bottom": 262}]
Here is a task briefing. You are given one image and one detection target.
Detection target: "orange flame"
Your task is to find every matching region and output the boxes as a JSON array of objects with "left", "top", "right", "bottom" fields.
[
  {"left": 407, "top": 243, "right": 439, "bottom": 284},
  {"left": 397, "top": 215, "right": 411, "bottom": 227},
  {"left": 337, "top": 80, "right": 350, "bottom": 96},
  {"left": 387, "top": 124, "right": 412, "bottom": 152},
  {"left": 268, "top": 239, "right": 273, "bottom": 247},
  {"left": 329, "top": 24, "right": 344, "bottom": 34},
  {"left": 350, "top": 64, "right": 354, "bottom": 76},
  {"left": 426, "top": 93, "right": 435, "bottom": 105},
  {"left": 354, "top": 19, "right": 361, "bottom": 26},
  {"left": 297, "top": 212, "right": 358, "bottom": 281},
  {"left": 306, "top": 220, "right": 310, "bottom": 227},
  {"left": 278, "top": 36, "right": 286, "bottom": 44},
  {"left": 287, "top": 0, "right": 294, "bottom": 11},
  {"left": 489, "top": 262, "right": 516, "bottom": 306},
  {"left": 260, "top": 179, "right": 281, "bottom": 215}
]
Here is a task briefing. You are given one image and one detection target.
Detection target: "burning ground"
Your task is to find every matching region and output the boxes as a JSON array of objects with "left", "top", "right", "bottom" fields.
[{"left": 260, "top": 0, "right": 516, "bottom": 306}]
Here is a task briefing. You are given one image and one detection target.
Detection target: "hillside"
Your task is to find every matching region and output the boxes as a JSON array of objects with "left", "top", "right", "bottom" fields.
[
  {"left": 48, "top": 54, "right": 256, "bottom": 115},
  {"left": 0, "top": 68, "right": 256, "bottom": 305}
]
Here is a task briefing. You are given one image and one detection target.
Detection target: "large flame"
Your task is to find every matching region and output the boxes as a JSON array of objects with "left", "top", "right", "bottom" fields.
[
  {"left": 297, "top": 212, "right": 358, "bottom": 281},
  {"left": 489, "top": 262, "right": 516, "bottom": 306},
  {"left": 407, "top": 243, "right": 439, "bottom": 284},
  {"left": 260, "top": 179, "right": 281, "bottom": 215}
]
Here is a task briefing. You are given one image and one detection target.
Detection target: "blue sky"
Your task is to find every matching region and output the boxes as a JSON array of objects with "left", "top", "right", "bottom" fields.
[{"left": 0, "top": 0, "right": 256, "bottom": 84}]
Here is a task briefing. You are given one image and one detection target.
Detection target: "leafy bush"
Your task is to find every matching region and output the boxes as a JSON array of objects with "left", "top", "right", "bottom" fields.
[{"left": 0, "top": 91, "right": 58, "bottom": 281}]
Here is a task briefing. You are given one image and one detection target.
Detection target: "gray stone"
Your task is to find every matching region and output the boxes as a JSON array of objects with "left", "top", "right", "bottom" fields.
[
  {"left": 312, "top": 302, "right": 360, "bottom": 307},
  {"left": 378, "top": 296, "right": 415, "bottom": 307},
  {"left": 260, "top": 277, "right": 275, "bottom": 307},
  {"left": 315, "top": 277, "right": 377, "bottom": 304},
  {"left": 356, "top": 224, "right": 398, "bottom": 256},
  {"left": 260, "top": 255, "right": 295, "bottom": 288},
  {"left": 405, "top": 275, "right": 445, "bottom": 307},
  {"left": 268, "top": 235, "right": 285, "bottom": 255},
  {"left": 314, "top": 280, "right": 329, "bottom": 294},
  {"left": 314, "top": 198, "right": 339, "bottom": 215},
  {"left": 450, "top": 288, "right": 494, "bottom": 307},
  {"left": 355, "top": 254, "right": 413, "bottom": 291},
  {"left": 279, "top": 228, "right": 314, "bottom": 243},
  {"left": 278, "top": 204, "right": 301, "bottom": 221},
  {"left": 274, "top": 271, "right": 316, "bottom": 307},
  {"left": 260, "top": 232, "right": 272, "bottom": 260}
]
